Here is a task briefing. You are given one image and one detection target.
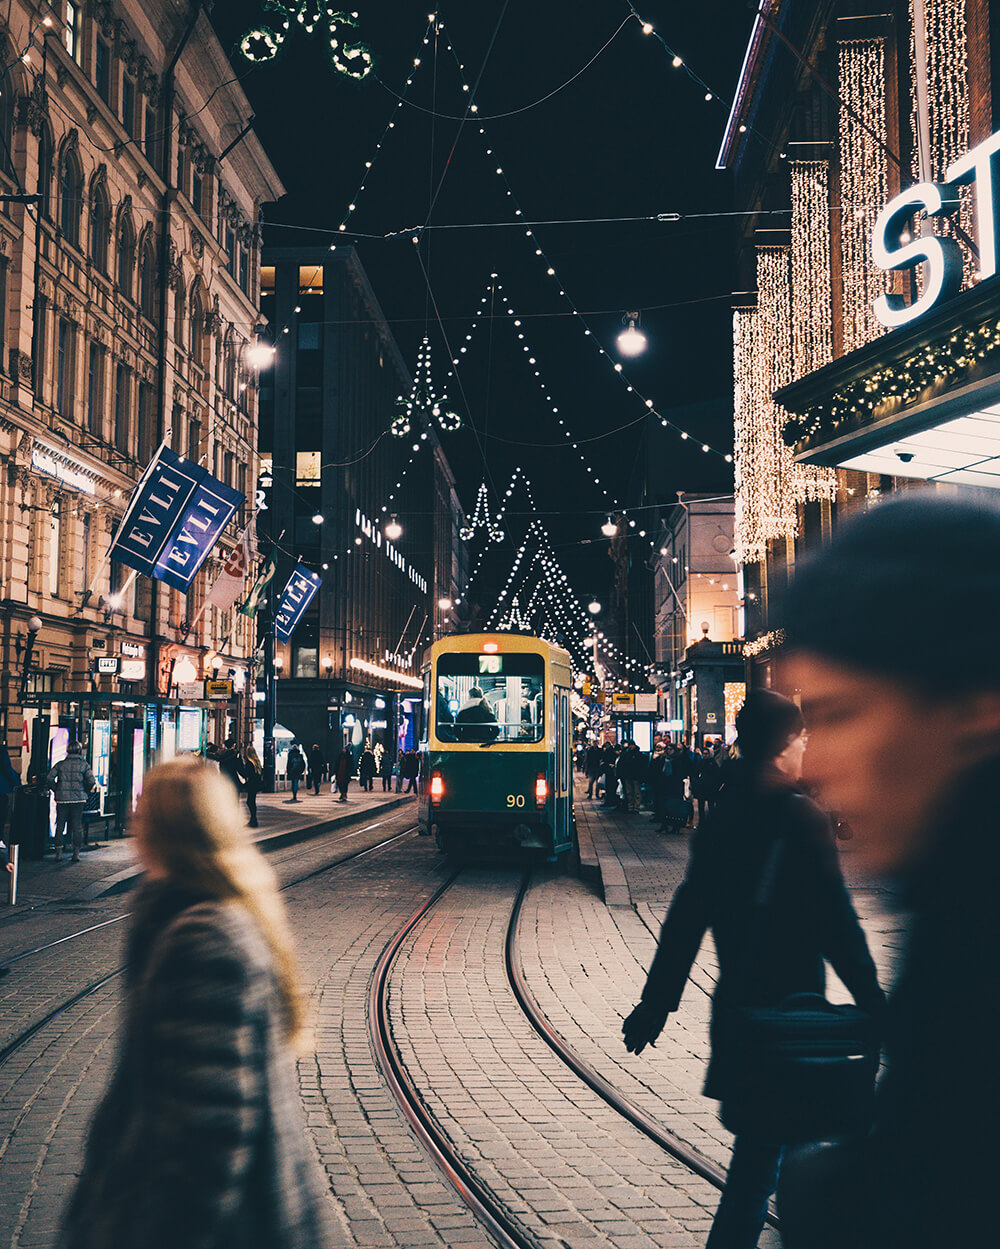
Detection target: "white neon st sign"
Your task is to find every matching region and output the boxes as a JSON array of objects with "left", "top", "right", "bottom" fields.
[{"left": 871, "top": 129, "right": 1000, "bottom": 328}]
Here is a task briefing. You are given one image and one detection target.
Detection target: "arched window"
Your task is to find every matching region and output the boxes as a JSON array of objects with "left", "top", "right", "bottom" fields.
[
  {"left": 0, "top": 44, "right": 15, "bottom": 178},
  {"left": 89, "top": 179, "right": 111, "bottom": 274},
  {"left": 190, "top": 286, "right": 204, "bottom": 369},
  {"left": 37, "top": 125, "right": 53, "bottom": 218},
  {"left": 59, "top": 145, "right": 83, "bottom": 248},
  {"left": 173, "top": 282, "right": 185, "bottom": 350},
  {"left": 116, "top": 212, "right": 135, "bottom": 298},
  {"left": 138, "top": 237, "right": 156, "bottom": 319}
]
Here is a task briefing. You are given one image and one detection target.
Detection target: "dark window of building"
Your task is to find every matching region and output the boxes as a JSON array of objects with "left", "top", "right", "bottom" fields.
[
  {"left": 32, "top": 296, "right": 47, "bottom": 397},
  {"left": 117, "top": 214, "right": 135, "bottom": 298},
  {"left": 90, "top": 179, "right": 110, "bottom": 273},
  {"left": 121, "top": 75, "right": 136, "bottom": 136},
  {"left": 87, "top": 341, "right": 104, "bottom": 436},
  {"left": 56, "top": 318, "right": 73, "bottom": 417},
  {"left": 37, "top": 125, "right": 53, "bottom": 217},
  {"left": 187, "top": 417, "right": 200, "bottom": 464},
  {"left": 225, "top": 226, "right": 236, "bottom": 277},
  {"left": 173, "top": 283, "right": 185, "bottom": 350},
  {"left": 239, "top": 245, "right": 249, "bottom": 293},
  {"left": 223, "top": 449, "right": 235, "bottom": 487},
  {"left": 190, "top": 291, "right": 204, "bottom": 369},
  {"left": 95, "top": 36, "right": 111, "bottom": 103},
  {"left": 0, "top": 46, "right": 14, "bottom": 178},
  {"left": 191, "top": 170, "right": 202, "bottom": 216},
  {"left": 0, "top": 256, "right": 8, "bottom": 365},
  {"left": 138, "top": 381, "right": 156, "bottom": 462},
  {"left": 144, "top": 102, "right": 158, "bottom": 167},
  {"left": 139, "top": 239, "right": 156, "bottom": 319},
  {"left": 59, "top": 148, "right": 83, "bottom": 247},
  {"left": 114, "top": 362, "right": 130, "bottom": 454}
]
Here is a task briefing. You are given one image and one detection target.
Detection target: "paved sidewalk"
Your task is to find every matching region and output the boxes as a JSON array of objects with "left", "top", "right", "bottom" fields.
[{"left": 2, "top": 783, "right": 415, "bottom": 912}]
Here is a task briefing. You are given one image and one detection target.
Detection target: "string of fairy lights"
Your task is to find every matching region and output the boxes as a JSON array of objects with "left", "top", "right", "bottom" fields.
[
  {"left": 838, "top": 39, "right": 890, "bottom": 353},
  {"left": 911, "top": 0, "right": 974, "bottom": 288},
  {"left": 317, "top": 12, "right": 735, "bottom": 566}
]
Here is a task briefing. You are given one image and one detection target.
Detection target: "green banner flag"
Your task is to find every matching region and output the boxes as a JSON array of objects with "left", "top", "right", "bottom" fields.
[{"left": 239, "top": 551, "right": 277, "bottom": 619}]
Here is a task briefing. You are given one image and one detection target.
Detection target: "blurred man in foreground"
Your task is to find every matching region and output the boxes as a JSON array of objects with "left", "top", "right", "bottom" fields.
[{"left": 777, "top": 491, "right": 1000, "bottom": 1249}]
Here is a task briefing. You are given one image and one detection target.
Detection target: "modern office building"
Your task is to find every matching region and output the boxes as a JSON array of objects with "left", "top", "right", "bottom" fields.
[{"left": 257, "top": 247, "right": 466, "bottom": 771}]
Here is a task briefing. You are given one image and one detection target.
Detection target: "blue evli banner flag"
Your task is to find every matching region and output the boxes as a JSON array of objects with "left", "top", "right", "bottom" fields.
[
  {"left": 109, "top": 446, "right": 244, "bottom": 592},
  {"left": 274, "top": 567, "right": 322, "bottom": 643}
]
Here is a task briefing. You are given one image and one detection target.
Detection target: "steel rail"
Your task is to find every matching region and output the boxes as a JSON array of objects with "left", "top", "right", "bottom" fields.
[
  {"left": 0, "top": 825, "right": 419, "bottom": 1070},
  {"left": 505, "top": 873, "right": 781, "bottom": 1232},
  {"left": 369, "top": 871, "right": 549, "bottom": 1249}
]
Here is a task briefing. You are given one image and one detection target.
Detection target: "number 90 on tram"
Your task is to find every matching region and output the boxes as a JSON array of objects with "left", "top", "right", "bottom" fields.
[{"left": 417, "top": 634, "right": 575, "bottom": 861}]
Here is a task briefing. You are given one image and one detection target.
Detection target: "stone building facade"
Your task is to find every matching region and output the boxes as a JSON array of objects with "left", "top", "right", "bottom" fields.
[{"left": 0, "top": 1, "right": 281, "bottom": 819}]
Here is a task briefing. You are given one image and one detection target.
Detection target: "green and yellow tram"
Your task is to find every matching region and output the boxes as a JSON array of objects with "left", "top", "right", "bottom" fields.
[{"left": 418, "top": 633, "right": 575, "bottom": 860}]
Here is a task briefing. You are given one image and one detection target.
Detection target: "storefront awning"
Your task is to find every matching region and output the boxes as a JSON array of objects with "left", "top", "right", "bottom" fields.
[{"left": 777, "top": 274, "right": 1000, "bottom": 488}]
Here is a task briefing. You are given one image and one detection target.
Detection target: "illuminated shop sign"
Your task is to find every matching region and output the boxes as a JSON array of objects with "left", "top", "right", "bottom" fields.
[
  {"left": 32, "top": 446, "right": 96, "bottom": 494},
  {"left": 872, "top": 129, "right": 1000, "bottom": 328}
]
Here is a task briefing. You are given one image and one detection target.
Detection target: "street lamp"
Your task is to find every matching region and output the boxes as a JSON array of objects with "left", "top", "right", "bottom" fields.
[
  {"left": 18, "top": 615, "right": 42, "bottom": 703},
  {"left": 322, "top": 655, "right": 333, "bottom": 678},
  {"left": 385, "top": 515, "right": 403, "bottom": 541},
  {"left": 616, "top": 312, "right": 648, "bottom": 357},
  {"left": 438, "top": 597, "right": 453, "bottom": 610},
  {"left": 588, "top": 598, "right": 602, "bottom": 615},
  {"left": 311, "top": 512, "right": 324, "bottom": 525},
  {"left": 601, "top": 516, "right": 619, "bottom": 537}
]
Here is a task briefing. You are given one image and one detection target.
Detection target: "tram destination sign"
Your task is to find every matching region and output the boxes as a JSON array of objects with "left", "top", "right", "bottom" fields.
[{"left": 872, "top": 128, "right": 1000, "bottom": 328}]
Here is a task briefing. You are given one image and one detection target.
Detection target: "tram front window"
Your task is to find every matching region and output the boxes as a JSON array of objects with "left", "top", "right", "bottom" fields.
[{"left": 436, "top": 653, "right": 544, "bottom": 743}]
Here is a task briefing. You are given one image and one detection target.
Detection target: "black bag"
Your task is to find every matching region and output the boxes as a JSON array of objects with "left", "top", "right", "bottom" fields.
[
  {"left": 718, "top": 993, "right": 879, "bottom": 1144},
  {"left": 661, "top": 796, "right": 691, "bottom": 826},
  {"left": 718, "top": 828, "right": 880, "bottom": 1145}
]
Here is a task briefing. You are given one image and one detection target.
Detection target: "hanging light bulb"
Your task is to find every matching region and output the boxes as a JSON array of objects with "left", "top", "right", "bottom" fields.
[
  {"left": 601, "top": 516, "right": 619, "bottom": 537},
  {"left": 385, "top": 514, "right": 403, "bottom": 541},
  {"left": 588, "top": 598, "right": 602, "bottom": 615},
  {"left": 616, "top": 312, "right": 648, "bottom": 358}
]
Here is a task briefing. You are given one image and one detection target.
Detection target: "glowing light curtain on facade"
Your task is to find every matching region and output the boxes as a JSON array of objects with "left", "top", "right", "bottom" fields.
[{"left": 838, "top": 38, "right": 890, "bottom": 352}]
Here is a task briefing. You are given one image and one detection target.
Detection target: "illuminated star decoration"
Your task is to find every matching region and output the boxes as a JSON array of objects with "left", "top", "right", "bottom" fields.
[
  {"left": 459, "top": 481, "right": 504, "bottom": 544},
  {"left": 391, "top": 337, "right": 461, "bottom": 439},
  {"left": 239, "top": 3, "right": 373, "bottom": 80}
]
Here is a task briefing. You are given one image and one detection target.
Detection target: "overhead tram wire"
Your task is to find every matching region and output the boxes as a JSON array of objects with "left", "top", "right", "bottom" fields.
[{"left": 373, "top": 15, "right": 633, "bottom": 121}]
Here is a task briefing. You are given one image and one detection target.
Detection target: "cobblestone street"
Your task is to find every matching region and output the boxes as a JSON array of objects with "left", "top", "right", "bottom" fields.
[{"left": 0, "top": 780, "right": 905, "bottom": 1247}]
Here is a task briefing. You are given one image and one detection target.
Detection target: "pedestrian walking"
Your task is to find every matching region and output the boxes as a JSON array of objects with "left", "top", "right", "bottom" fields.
[
  {"left": 691, "top": 746, "right": 722, "bottom": 827},
  {"left": 402, "top": 749, "right": 419, "bottom": 793},
  {"left": 0, "top": 740, "right": 20, "bottom": 845},
  {"left": 241, "top": 745, "right": 262, "bottom": 828},
  {"left": 359, "top": 745, "right": 377, "bottom": 792},
  {"left": 333, "top": 745, "right": 352, "bottom": 802},
  {"left": 618, "top": 741, "right": 647, "bottom": 813},
  {"left": 585, "top": 743, "right": 602, "bottom": 798},
  {"left": 600, "top": 743, "right": 619, "bottom": 807},
  {"left": 46, "top": 742, "right": 98, "bottom": 863},
  {"left": 380, "top": 749, "right": 393, "bottom": 792},
  {"left": 774, "top": 492, "right": 1000, "bottom": 1249},
  {"left": 308, "top": 743, "right": 326, "bottom": 796},
  {"left": 623, "top": 689, "right": 884, "bottom": 1249},
  {"left": 60, "top": 758, "right": 338, "bottom": 1249},
  {"left": 285, "top": 744, "right": 305, "bottom": 802},
  {"left": 210, "top": 739, "right": 243, "bottom": 794}
]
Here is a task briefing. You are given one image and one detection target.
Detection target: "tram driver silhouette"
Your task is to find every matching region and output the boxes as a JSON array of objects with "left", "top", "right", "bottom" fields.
[{"left": 455, "top": 685, "right": 500, "bottom": 743}]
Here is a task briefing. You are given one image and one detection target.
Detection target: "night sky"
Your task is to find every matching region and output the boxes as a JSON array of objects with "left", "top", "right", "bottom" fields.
[{"left": 208, "top": 0, "right": 753, "bottom": 612}]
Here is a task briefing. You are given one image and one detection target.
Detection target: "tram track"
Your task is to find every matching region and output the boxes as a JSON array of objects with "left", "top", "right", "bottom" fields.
[
  {"left": 0, "top": 822, "right": 420, "bottom": 1072},
  {"left": 372, "top": 867, "right": 779, "bottom": 1248}
]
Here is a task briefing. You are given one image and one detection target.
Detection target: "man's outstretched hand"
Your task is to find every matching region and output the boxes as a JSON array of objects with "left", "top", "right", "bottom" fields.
[{"left": 622, "top": 1001, "right": 669, "bottom": 1054}]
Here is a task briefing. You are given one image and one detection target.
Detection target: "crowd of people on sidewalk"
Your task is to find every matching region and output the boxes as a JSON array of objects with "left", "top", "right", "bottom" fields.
[{"left": 581, "top": 734, "right": 726, "bottom": 831}]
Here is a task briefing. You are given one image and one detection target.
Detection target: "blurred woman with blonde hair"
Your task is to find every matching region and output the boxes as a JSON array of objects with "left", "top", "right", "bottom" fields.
[{"left": 62, "top": 757, "right": 338, "bottom": 1249}]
